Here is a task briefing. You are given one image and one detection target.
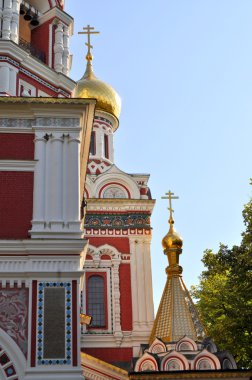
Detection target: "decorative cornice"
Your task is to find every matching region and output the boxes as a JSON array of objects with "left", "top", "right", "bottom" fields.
[
  {"left": 85, "top": 228, "right": 152, "bottom": 237},
  {"left": 0, "top": 160, "right": 36, "bottom": 171},
  {"left": 85, "top": 198, "right": 155, "bottom": 212},
  {"left": 0, "top": 96, "right": 94, "bottom": 105},
  {"left": 81, "top": 352, "right": 128, "bottom": 380},
  {"left": 0, "top": 239, "right": 88, "bottom": 255},
  {"left": 39, "top": 7, "right": 74, "bottom": 34}
]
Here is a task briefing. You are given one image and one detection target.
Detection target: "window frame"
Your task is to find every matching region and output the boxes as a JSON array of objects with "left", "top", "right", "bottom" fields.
[
  {"left": 86, "top": 272, "right": 108, "bottom": 330},
  {"left": 90, "top": 131, "right": 96, "bottom": 156}
]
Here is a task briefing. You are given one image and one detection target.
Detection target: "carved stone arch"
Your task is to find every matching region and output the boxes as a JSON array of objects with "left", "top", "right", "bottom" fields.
[
  {"left": 176, "top": 335, "right": 197, "bottom": 352},
  {"left": 94, "top": 172, "right": 140, "bottom": 199},
  {"left": 193, "top": 349, "right": 221, "bottom": 370},
  {"left": 85, "top": 177, "right": 94, "bottom": 198},
  {"left": 0, "top": 328, "right": 26, "bottom": 380},
  {"left": 134, "top": 352, "right": 158, "bottom": 372},
  {"left": 148, "top": 338, "right": 166, "bottom": 354},
  {"left": 161, "top": 350, "right": 189, "bottom": 371},
  {"left": 86, "top": 244, "right": 121, "bottom": 262}
]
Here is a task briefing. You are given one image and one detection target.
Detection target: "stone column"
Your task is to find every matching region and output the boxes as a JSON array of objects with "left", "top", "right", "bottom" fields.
[
  {"left": 50, "top": 133, "right": 63, "bottom": 229},
  {"left": 109, "top": 131, "right": 114, "bottom": 163},
  {"left": 135, "top": 238, "right": 146, "bottom": 323},
  {"left": 11, "top": 0, "right": 20, "bottom": 43},
  {"left": 129, "top": 238, "right": 139, "bottom": 329},
  {"left": 96, "top": 126, "right": 103, "bottom": 158},
  {"left": 54, "top": 22, "right": 64, "bottom": 73},
  {"left": 62, "top": 25, "right": 70, "bottom": 75},
  {"left": 62, "top": 134, "right": 68, "bottom": 227},
  {"left": 67, "top": 134, "right": 81, "bottom": 231},
  {"left": 2, "top": 0, "right": 12, "bottom": 40},
  {"left": 31, "top": 133, "right": 46, "bottom": 232},
  {"left": 9, "top": 66, "right": 18, "bottom": 95},
  {"left": 0, "top": 65, "right": 10, "bottom": 94}
]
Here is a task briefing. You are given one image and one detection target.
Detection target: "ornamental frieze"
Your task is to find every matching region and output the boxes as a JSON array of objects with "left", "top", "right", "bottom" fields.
[{"left": 84, "top": 213, "right": 151, "bottom": 230}]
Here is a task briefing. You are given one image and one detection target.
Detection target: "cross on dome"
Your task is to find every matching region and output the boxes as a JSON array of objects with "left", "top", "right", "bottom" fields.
[
  {"left": 161, "top": 190, "right": 179, "bottom": 224},
  {"left": 78, "top": 24, "right": 100, "bottom": 61}
]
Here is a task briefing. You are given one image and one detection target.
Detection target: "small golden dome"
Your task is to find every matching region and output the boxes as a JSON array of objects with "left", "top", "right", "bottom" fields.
[
  {"left": 162, "top": 222, "right": 183, "bottom": 250},
  {"left": 75, "top": 61, "right": 121, "bottom": 119}
]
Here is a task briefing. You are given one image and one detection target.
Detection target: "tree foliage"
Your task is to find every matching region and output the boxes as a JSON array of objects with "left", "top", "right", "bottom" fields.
[{"left": 191, "top": 195, "right": 252, "bottom": 368}]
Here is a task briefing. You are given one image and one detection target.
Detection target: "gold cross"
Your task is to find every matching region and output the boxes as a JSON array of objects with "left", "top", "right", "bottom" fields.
[
  {"left": 78, "top": 24, "right": 100, "bottom": 61},
  {"left": 161, "top": 190, "right": 179, "bottom": 223}
]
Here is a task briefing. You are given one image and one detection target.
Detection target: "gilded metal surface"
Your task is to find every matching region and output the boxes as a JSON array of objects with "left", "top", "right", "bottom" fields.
[
  {"left": 81, "top": 352, "right": 128, "bottom": 375},
  {"left": 162, "top": 224, "right": 183, "bottom": 250},
  {"left": 149, "top": 195, "right": 206, "bottom": 344},
  {"left": 161, "top": 191, "right": 183, "bottom": 251},
  {"left": 161, "top": 190, "right": 179, "bottom": 224},
  {"left": 75, "top": 61, "right": 121, "bottom": 119},
  {"left": 76, "top": 25, "right": 121, "bottom": 118},
  {"left": 0, "top": 97, "right": 94, "bottom": 105},
  {"left": 149, "top": 276, "right": 203, "bottom": 344},
  {"left": 78, "top": 24, "right": 100, "bottom": 62}
]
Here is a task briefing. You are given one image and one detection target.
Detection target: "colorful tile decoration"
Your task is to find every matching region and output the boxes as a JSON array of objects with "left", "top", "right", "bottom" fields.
[{"left": 37, "top": 282, "right": 72, "bottom": 365}]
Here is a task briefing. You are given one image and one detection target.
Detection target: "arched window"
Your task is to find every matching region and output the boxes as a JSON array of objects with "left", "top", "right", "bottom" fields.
[
  {"left": 90, "top": 131, "right": 96, "bottom": 155},
  {"left": 87, "top": 276, "right": 105, "bottom": 327}
]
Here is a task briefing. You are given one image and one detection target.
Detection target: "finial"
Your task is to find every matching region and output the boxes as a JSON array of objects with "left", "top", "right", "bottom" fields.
[
  {"left": 161, "top": 190, "right": 179, "bottom": 225},
  {"left": 78, "top": 24, "right": 100, "bottom": 62}
]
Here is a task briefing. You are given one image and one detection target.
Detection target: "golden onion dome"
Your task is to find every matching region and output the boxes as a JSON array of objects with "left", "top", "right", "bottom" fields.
[
  {"left": 162, "top": 221, "right": 183, "bottom": 250},
  {"left": 75, "top": 60, "right": 121, "bottom": 119}
]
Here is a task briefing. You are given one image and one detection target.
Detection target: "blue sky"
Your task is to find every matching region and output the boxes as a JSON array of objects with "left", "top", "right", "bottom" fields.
[{"left": 65, "top": 0, "right": 252, "bottom": 311}]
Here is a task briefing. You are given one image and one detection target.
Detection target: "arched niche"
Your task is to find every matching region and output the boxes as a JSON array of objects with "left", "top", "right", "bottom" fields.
[{"left": 0, "top": 328, "right": 26, "bottom": 380}]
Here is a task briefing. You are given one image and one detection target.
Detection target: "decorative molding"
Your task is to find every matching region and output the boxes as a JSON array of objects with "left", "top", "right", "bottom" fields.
[
  {"left": 38, "top": 6, "right": 74, "bottom": 34},
  {"left": 85, "top": 228, "right": 151, "bottom": 237},
  {"left": 0, "top": 94, "right": 93, "bottom": 105},
  {"left": 0, "top": 239, "right": 88, "bottom": 255},
  {"left": 0, "top": 160, "right": 36, "bottom": 171},
  {"left": 0, "top": 257, "right": 81, "bottom": 273},
  {"left": 81, "top": 353, "right": 128, "bottom": 380},
  {"left": 83, "top": 198, "right": 155, "bottom": 212},
  {"left": 35, "top": 117, "right": 79, "bottom": 127},
  {"left": 85, "top": 212, "right": 151, "bottom": 230},
  {"left": 83, "top": 245, "right": 122, "bottom": 340},
  {"left": 0, "top": 118, "right": 33, "bottom": 128},
  {"left": 94, "top": 116, "right": 113, "bottom": 127}
]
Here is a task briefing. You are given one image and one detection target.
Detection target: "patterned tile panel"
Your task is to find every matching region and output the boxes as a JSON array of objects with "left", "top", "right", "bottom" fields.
[{"left": 37, "top": 282, "right": 72, "bottom": 365}]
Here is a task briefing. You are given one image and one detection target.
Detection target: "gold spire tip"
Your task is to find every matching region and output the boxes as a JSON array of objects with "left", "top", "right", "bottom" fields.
[
  {"left": 78, "top": 24, "right": 100, "bottom": 62},
  {"left": 161, "top": 190, "right": 179, "bottom": 225}
]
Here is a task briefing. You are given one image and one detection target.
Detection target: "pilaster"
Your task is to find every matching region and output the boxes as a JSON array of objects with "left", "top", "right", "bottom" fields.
[
  {"left": 54, "top": 22, "right": 64, "bottom": 73},
  {"left": 111, "top": 256, "right": 123, "bottom": 346}
]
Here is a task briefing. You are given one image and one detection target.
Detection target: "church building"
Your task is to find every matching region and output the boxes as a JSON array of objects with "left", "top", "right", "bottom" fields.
[{"left": 0, "top": 1, "right": 251, "bottom": 380}]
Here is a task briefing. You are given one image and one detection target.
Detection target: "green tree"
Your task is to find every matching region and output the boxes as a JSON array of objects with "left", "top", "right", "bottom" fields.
[{"left": 191, "top": 196, "right": 252, "bottom": 369}]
